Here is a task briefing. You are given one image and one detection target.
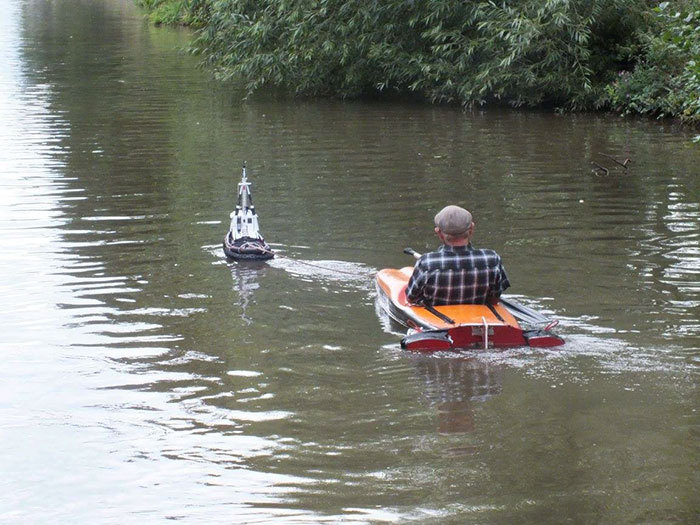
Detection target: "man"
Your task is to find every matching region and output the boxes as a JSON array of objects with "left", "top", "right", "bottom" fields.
[{"left": 406, "top": 205, "right": 510, "bottom": 306}]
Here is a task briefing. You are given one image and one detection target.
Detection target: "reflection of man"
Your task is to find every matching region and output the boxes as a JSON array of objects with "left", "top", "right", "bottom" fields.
[
  {"left": 413, "top": 357, "right": 503, "bottom": 436},
  {"left": 437, "top": 401, "right": 475, "bottom": 435},
  {"left": 406, "top": 205, "right": 510, "bottom": 306}
]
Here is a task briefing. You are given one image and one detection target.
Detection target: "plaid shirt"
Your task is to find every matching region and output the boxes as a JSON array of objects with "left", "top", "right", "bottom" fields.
[{"left": 406, "top": 244, "right": 510, "bottom": 306}]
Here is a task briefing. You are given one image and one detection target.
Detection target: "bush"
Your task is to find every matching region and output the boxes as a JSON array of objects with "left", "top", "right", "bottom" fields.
[
  {"left": 606, "top": 0, "right": 700, "bottom": 124},
  {"left": 138, "top": 0, "right": 699, "bottom": 126},
  {"left": 191, "top": 0, "right": 647, "bottom": 109},
  {"left": 136, "top": 0, "right": 208, "bottom": 27}
]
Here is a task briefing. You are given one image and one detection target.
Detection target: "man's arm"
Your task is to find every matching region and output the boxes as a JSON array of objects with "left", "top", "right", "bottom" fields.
[
  {"left": 487, "top": 259, "right": 510, "bottom": 303},
  {"left": 405, "top": 262, "right": 426, "bottom": 305}
]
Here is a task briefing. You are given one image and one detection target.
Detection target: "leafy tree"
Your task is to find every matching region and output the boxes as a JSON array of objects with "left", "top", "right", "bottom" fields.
[
  {"left": 138, "top": 0, "right": 699, "bottom": 126},
  {"left": 607, "top": 0, "right": 700, "bottom": 124},
  {"left": 192, "top": 0, "right": 647, "bottom": 109}
]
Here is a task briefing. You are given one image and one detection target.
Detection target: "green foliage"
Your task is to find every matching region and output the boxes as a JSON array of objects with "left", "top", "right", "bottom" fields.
[
  {"left": 191, "top": 0, "right": 646, "bottom": 109},
  {"left": 136, "top": 0, "right": 208, "bottom": 27},
  {"left": 138, "top": 0, "right": 699, "bottom": 125},
  {"left": 606, "top": 1, "right": 700, "bottom": 124}
]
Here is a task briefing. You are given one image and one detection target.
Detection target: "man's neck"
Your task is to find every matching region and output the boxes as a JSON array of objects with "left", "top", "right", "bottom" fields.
[{"left": 443, "top": 240, "right": 472, "bottom": 249}]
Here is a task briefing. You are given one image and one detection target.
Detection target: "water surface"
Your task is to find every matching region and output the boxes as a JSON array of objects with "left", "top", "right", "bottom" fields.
[{"left": 0, "top": 1, "right": 698, "bottom": 523}]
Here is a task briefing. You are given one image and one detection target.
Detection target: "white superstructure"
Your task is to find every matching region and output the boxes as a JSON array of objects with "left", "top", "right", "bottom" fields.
[{"left": 229, "top": 163, "right": 264, "bottom": 241}]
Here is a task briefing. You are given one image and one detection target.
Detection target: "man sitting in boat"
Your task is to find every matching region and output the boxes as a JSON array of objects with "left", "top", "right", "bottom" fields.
[{"left": 406, "top": 205, "right": 510, "bottom": 306}]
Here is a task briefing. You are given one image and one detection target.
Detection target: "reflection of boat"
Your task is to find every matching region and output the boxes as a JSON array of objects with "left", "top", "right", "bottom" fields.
[
  {"left": 411, "top": 355, "right": 503, "bottom": 435},
  {"left": 229, "top": 260, "right": 266, "bottom": 324},
  {"left": 376, "top": 252, "right": 564, "bottom": 351},
  {"left": 413, "top": 356, "right": 503, "bottom": 404},
  {"left": 223, "top": 163, "right": 274, "bottom": 261}
]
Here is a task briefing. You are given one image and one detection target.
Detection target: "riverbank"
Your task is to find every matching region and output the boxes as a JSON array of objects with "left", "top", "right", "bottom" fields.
[{"left": 137, "top": 0, "right": 698, "bottom": 136}]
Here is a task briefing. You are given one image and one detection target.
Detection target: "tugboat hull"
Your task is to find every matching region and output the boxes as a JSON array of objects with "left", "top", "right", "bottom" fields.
[{"left": 223, "top": 231, "right": 274, "bottom": 261}]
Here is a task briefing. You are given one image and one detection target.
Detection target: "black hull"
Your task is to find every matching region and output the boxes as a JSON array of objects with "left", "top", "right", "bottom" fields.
[{"left": 223, "top": 233, "right": 274, "bottom": 261}]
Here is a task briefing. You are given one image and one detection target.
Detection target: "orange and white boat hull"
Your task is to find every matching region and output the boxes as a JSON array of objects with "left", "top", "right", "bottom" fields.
[{"left": 376, "top": 267, "right": 564, "bottom": 351}]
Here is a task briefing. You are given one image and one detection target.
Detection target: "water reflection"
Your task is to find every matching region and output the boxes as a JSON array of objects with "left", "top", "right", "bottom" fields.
[
  {"left": 3, "top": 0, "right": 698, "bottom": 521},
  {"left": 411, "top": 355, "right": 503, "bottom": 435},
  {"left": 228, "top": 259, "right": 266, "bottom": 324}
]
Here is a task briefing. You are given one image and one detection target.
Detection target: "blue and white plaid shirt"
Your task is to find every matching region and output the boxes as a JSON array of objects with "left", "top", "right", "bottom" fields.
[{"left": 406, "top": 244, "right": 510, "bottom": 306}]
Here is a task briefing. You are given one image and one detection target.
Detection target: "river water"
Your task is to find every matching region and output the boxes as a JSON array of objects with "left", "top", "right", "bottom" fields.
[{"left": 1, "top": 1, "right": 698, "bottom": 523}]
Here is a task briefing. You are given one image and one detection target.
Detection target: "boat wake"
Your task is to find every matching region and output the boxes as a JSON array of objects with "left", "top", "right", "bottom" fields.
[
  {"left": 375, "top": 294, "right": 696, "bottom": 381},
  {"left": 267, "top": 248, "right": 376, "bottom": 291}
]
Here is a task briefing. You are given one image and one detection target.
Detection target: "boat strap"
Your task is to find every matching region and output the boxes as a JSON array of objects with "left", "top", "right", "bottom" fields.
[
  {"left": 424, "top": 304, "right": 505, "bottom": 326},
  {"left": 424, "top": 304, "right": 456, "bottom": 325},
  {"left": 487, "top": 303, "right": 505, "bottom": 323}
]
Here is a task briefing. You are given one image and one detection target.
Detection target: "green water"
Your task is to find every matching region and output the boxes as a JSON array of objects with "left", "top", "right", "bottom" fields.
[{"left": 0, "top": 1, "right": 697, "bottom": 522}]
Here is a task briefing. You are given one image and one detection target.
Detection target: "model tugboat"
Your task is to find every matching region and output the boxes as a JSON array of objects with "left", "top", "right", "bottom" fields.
[{"left": 223, "top": 163, "right": 274, "bottom": 260}]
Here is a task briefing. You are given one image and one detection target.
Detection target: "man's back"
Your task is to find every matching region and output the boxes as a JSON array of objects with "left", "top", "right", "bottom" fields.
[{"left": 406, "top": 244, "right": 510, "bottom": 306}]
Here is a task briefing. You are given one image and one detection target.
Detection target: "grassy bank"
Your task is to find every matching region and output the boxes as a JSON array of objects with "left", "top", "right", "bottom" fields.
[{"left": 137, "top": 0, "right": 699, "bottom": 131}]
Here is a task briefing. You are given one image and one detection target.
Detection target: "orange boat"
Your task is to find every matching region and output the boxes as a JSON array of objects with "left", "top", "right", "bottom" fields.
[{"left": 376, "top": 262, "right": 564, "bottom": 352}]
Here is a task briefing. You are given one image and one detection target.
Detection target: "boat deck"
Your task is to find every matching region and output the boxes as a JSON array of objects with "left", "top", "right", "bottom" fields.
[{"left": 376, "top": 267, "right": 519, "bottom": 330}]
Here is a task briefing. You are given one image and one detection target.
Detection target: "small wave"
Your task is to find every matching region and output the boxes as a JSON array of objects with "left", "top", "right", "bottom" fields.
[{"left": 270, "top": 254, "right": 375, "bottom": 288}]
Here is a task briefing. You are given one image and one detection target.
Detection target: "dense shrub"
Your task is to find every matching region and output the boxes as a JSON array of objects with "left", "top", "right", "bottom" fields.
[
  {"left": 606, "top": 0, "right": 700, "bottom": 124},
  {"left": 138, "top": 0, "right": 699, "bottom": 127},
  {"left": 191, "top": 0, "right": 646, "bottom": 110},
  {"left": 136, "top": 0, "right": 208, "bottom": 26}
]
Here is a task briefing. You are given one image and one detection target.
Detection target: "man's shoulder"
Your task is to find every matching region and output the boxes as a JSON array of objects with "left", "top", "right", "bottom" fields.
[
  {"left": 419, "top": 249, "right": 446, "bottom": 264},
  {"left": 468, "top": 248, "right": 504, "bottom": 268},
  {"left": 469, "top": 247, "right": 502, "bottom": 259},
  {"left": 419, "top": 245, "right": 504, "bottom": 268},
  {"left": 447, "top": 245, "right": 502, "bottom": 260}
]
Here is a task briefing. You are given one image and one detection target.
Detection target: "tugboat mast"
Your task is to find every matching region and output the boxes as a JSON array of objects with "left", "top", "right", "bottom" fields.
[{"left": 230, "top": 162, "right": 263, "bottom": 241}]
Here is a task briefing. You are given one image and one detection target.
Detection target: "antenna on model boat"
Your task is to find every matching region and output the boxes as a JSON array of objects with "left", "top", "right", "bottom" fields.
[{"left": 238, "top": 162, "right": 251, "bottom": 209}]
